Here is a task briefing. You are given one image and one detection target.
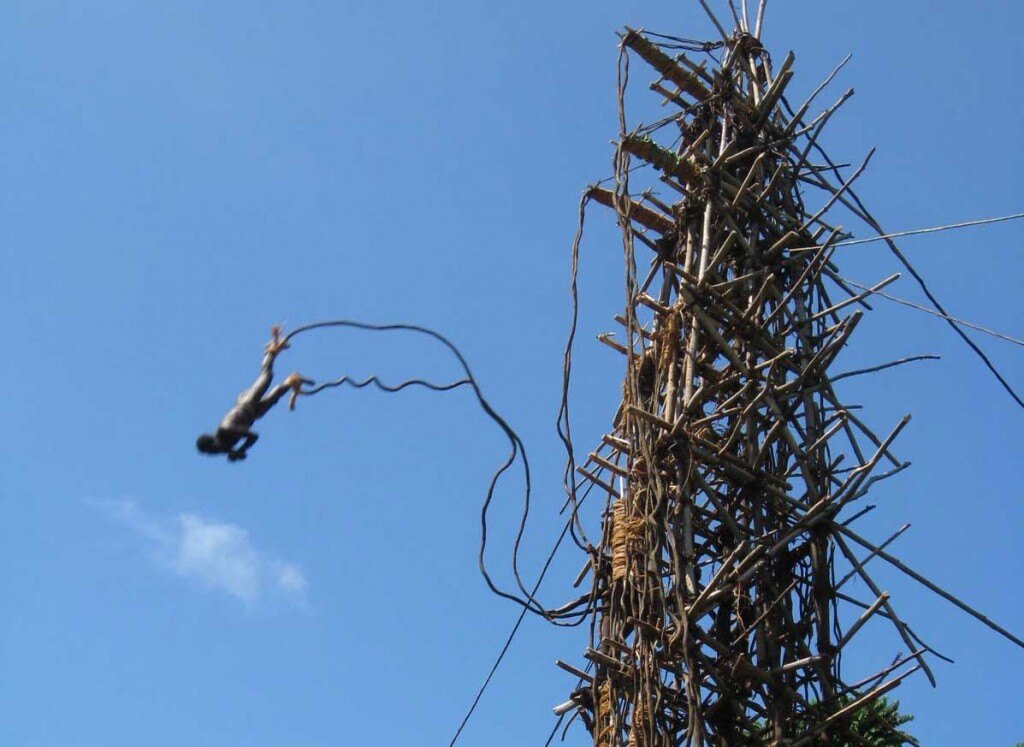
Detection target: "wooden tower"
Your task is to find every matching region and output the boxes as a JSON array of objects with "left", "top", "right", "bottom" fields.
[{"left": 556, "top": 8, "right": 938, "bottom": 745}]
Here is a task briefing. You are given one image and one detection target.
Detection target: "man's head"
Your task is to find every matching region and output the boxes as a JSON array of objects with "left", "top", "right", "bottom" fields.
[{"left": 196, "top": 434, "right": 223, "bottom": 455}]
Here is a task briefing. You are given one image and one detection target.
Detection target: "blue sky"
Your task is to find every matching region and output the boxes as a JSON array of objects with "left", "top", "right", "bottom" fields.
[{"left": 2, "top": 1, "right": 1023, "bottom": 744}]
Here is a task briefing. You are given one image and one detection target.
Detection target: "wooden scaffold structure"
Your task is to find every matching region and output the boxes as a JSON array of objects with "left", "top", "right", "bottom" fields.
[{"left": 549, "top": 5, "right": 1024, "bottom": 746}]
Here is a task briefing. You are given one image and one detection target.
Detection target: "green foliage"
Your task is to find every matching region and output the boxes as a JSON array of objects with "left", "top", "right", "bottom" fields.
[
  {"left": 739, "top": 696, "right": 918, "bottom": 745},
  {"left": 842, "top": 696, "right": 918, "bottom": 746}
]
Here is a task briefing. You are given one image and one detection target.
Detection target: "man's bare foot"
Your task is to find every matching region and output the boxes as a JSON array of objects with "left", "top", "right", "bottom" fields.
[
  {"left": 265, "top": 325, "right": 290, "bottom": 355},
  {"left": 285, "top": 372, "right": 314, "bottom": 389},
  {"left": 286, "top": 373, "right": 314, "bottom": 411}
]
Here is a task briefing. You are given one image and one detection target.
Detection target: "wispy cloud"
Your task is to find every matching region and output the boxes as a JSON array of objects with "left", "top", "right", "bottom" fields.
[{"left": 90, "top": 499, "right": 308, "bottom": 607}]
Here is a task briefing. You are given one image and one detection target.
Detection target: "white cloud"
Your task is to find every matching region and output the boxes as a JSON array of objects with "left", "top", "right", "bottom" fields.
[
  {"left": 271, "top": 561, "right": 309, "bottom": 596},
  {"left": 91, "top": 499, "right": 308, "bottom": 607},
  {"left": 174, "top": 514, "right": 262, "bottom": 602}
]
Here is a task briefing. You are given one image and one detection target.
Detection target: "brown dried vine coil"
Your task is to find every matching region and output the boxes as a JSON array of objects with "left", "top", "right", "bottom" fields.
[
  {"left": 611, "top": 499, "right": 646, "bottom": 582},
  {"left": 628, "top": 698, "right": 648, "bottom": 747},
  {"left": 595, "top": 680, "right": 615, "bottom": 747}
]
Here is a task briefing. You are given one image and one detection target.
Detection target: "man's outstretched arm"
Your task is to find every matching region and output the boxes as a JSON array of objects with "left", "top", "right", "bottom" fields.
[{"left": 228, "top": 432, "right": 259, "bottom": 461}]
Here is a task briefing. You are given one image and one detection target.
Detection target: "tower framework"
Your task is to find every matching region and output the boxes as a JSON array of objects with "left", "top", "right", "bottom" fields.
[{"left": 557, "top": 16, "right": 937, "bottom": 747}]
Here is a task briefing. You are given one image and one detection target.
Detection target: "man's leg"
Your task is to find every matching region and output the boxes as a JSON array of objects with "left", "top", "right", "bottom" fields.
[
  {"left": 255, "top": 382, "right": 292, "bottom": 416},
  {"left": 237, "top": 327, "right": 287, "bottom": 406},
  {"left": 236, "top": 361, "right": 274, "bottom": 407},
  {"left": 256, "top": 373, "right": 314, "bottom": 416}
]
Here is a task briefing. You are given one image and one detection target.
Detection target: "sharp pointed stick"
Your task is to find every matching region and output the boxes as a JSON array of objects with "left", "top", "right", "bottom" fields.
[
  {"left": 784, "top": 53, "right": 853, "bottom": 135},
  {"left": 793, "top": 89, "right": 856, "bottom": 167},
  {"left": 698, "top": 0, "right": 731, "bottom": 42},
  {"left": 801, "top": 139, "right": 1024, "bottom": 408},
  {"left": 799, "top": 148, "right": 875, "bottom": 234},
  {"left": 835, "top": 524, "right": 911, "bottom": 590},
  {"left": 754, "top": 0, "right": 768, "bottom": 38},
  {"left": 805, "top": 272, "right": 899, "bottom": 322},
  {"left": 791, "top": 664, "right": 922, "bottom": 747},
  {"left": 838, "top": 524, "right": 1024, "bottom": 650},
  {"left": 727, "top": 0, "right": 743, "bottom": 31},
  {"left": 833, "top": 534, "right": 936, "bottom": 686},
  {"left": 842, "top": 280, "right": 1024, "bottom": 348},
  {"left": 836, "top": 592, "right": 889, "bottom": 651},
  {"left": 832, "top": 355, "right": 941, "bottom": 383}
]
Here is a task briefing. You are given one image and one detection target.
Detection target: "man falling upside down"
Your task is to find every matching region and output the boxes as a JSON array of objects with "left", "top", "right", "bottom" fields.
[{"left": 196, "top": 326, "right": 314, "bottom": 462}]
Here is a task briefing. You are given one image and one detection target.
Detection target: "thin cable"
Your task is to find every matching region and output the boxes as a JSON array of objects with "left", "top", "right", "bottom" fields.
[
  {"left": 450, "top": 184, "right": 609, "bottom": 742},
  {"left": 642, "top": 30, "right": 725, "bottom": 52},
  {"left": 843, "top": 280, "right": 1024, "bottom": 348},
  {"left": 557, "top": 192, "right": 595, "bottom": 554},
  {"left": 447, "top": 507, "right": 577, "bottom": 746},
  {"left": 803, "top": 144, "right": 1024, "bottom": 409},
  {"left": 835, "top": 211, "right": 1024, "bottom": 248},
  {"left": 304, "top": 374, "right": 472, "bottom": 395},
  {"left": 284, "top": 320, "right": 549, "bottom": 616},
  {"left": 447, "top": 604, "right": 529, "bottom": 744},
  {"left": 284, "top": 320, "right": 597, "bottom": 744},
  {"left": 447, "top": 472, "right": 602, "bottom": 745},
  {"left": 543, "top": 713, "right": 568, "bottom": 746}
]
